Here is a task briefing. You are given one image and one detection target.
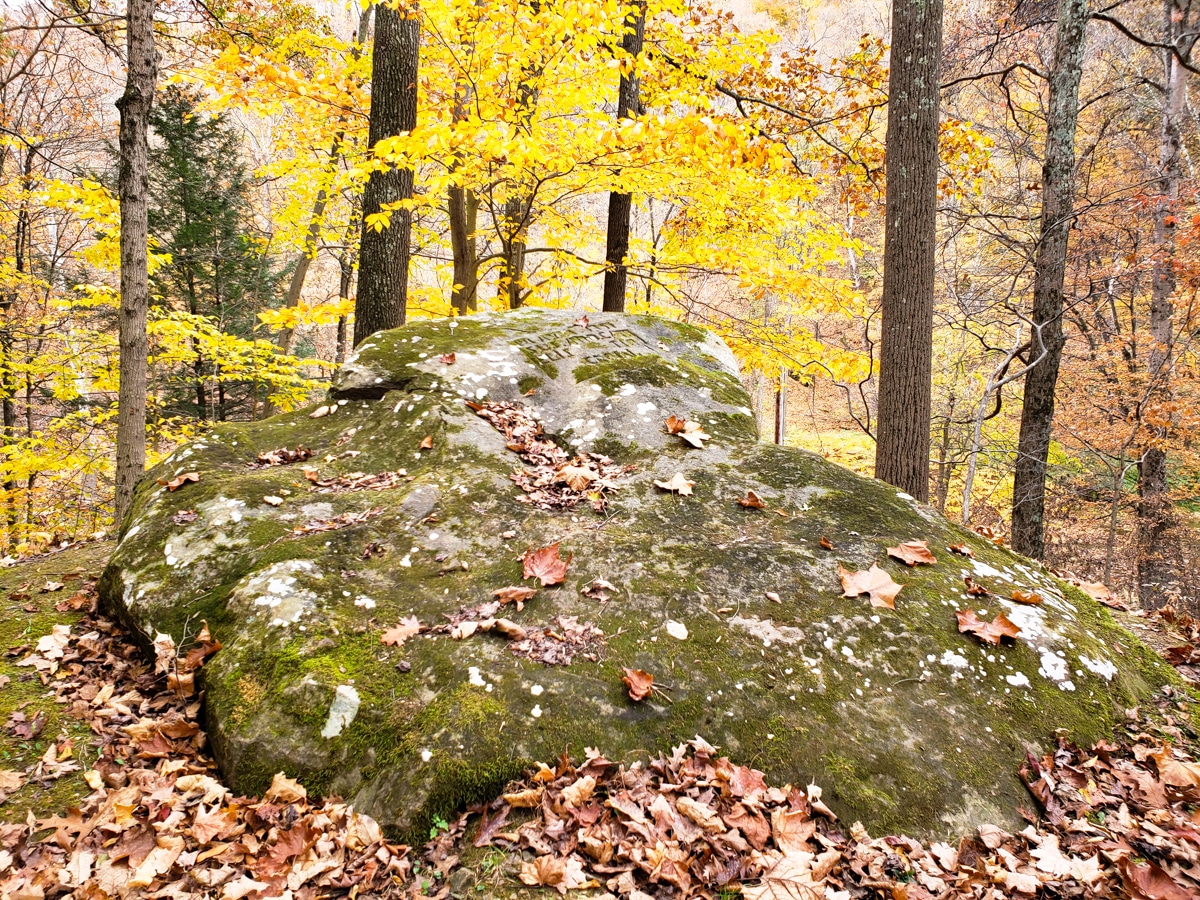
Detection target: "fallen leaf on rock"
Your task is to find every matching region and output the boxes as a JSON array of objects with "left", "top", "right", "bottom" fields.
[
  {"left": 561, "top": 776, "right": 596, "bottom": 809},
  {"left": 263, "top": 496, "right": 283, "bottom": 507},
  {"left": 654, "top": 473, "right": 694, "bottom": 495},
  {"left": 582, "top": 578, "right": 616, "bottom": 601},
  {"left": 964, "top": 576, "right": 990, "bottom": 596},
  {"left": 838, "top": 563, "right": 902, "bottom": 609},
  {"left": 573, "top": 314, "right": 590, "bottom": 328},
  {"left": 0, "top": 771, "right": 23, "bottom": 793},
  {"left": 381, "top": 616, "right": 422, "bottom": 647},
  {"left": 948, "top": 543, "right": 974, "bottom": 557},
  {"left": 158, "top": 472, "right": 200, "bottom": 491},
  {"left": 250, "top": 446, "right": 313, "bottom": 468},
  {"left": 1076, "top": 580, "right": 1115, "bottom": 603},
  {"left": 451, "top": 620, "right": 478, "bottom": 640},
  {"left": 523, "top": 543, "right": 572, "bottom": 586},
  {"left": 956, "top": 608, "right": 1021, "bottom": 644},
  {"left": 622, "top": 667, "right": 654, "bottom": 702},
  {"left": 555, "top": 464, "right": 596, "bottom": 491},
  {"left": 887, "top": 539, "right": 937, "bottom": 566},
  {"left": 665, "top": 620, "right": 688, "bottom": 640},
  {"left": 738, "top": 491, "right": 767, "bottom": 509},
  {"left": 819, "top": 537, "right": 834, "bottom": 550},
  {"left": 493, "top": 585, "right": 537, "bottom": 610},
  {"left": 664, "top": 415, "right": 711, "bottom": 448},
  {"left": 41, "top": 580, "right": 64, "bottom": 592},
  {"left": 765, "top": 592, "right": 781, "bottom": 604},
  {"left": 419, "top": 435, "right": 433, "bottom": 450},
  {"left": 440, "top": 353, "right": 456, "bottom": 364},
  {"left": 1011, "top": 590, "right": 1043, "bottom": 605}
]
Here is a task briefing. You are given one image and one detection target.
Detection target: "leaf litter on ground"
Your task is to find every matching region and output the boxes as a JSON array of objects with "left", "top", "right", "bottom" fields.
[{"left": 9, "top": 569, "right": 1200, "bottom": 900}]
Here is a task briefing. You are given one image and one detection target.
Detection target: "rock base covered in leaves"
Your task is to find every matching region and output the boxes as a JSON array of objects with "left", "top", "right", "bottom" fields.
[{"left": 100, "top": 309, "right": 1178, "bottom": 840}]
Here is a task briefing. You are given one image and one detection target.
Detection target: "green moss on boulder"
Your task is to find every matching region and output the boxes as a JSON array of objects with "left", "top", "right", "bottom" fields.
[{"left": 100, "top": 309, "right": 1179, "bottom": 842}]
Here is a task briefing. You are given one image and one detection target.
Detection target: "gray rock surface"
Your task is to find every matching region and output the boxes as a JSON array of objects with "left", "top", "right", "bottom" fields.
[{"left": 100, "top": 309, "right": 1177, "bottom": 840}]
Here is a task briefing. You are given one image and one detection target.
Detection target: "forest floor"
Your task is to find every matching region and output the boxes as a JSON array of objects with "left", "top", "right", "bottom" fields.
[{"left": 2, "top": 543, "right": 1200, "bottom": 899}]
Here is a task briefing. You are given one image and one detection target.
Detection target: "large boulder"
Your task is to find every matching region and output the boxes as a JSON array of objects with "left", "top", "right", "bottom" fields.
[{"left": 101, "top": 309, "right": 1176, "bottom": 840}]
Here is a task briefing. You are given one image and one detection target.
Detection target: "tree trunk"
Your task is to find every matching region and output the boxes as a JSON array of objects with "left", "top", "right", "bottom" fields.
[
  {"left": 114, "top": 0, "right": 157, "bottom": 524},
  {"left": 774, "top": 369, "right": 787, "bottom": 445},
  {"left": 354, "top": 2, "right": 419, "bottom": 346},
  {"left": 934, "top": 393, "right": 954, "bottom": 514},
  {"left": 1010, "top": 0, "right": 1088, "bottom": 559},
  {"left": 601, "top": 0, "right": 646, "bottom": 313},
  {"left": 1137, "top": 2, "right": 1185, "bottom": 609},
  {"left": 873, "top": 0, "right": 944, "bottom": 502},
  {"left": 277, "top": 8, "right": 373, "bottom": 354},
  {"left": 448, "top": 185, "right": 478, "bottom": 314}
]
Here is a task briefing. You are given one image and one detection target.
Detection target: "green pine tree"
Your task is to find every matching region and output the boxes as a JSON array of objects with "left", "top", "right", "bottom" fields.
[{"left": 148, "top": 86, "right": 284, "bottom": 421}]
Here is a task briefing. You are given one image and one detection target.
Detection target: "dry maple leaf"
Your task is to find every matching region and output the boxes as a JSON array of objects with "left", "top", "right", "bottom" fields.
[
  {"left": 439, "top": 353, "right": 456, "bottom": 364},
  {"left": 556, "top": 464, "right": 597, "bottom": 491},
  {"left": 664, "top": 415, "right": 710, "bottom": 448},
  {"left": 654, "top": 472, "right": 694, "bottom": 495},
  {"left": 819, "top": 537, "right": 834, "bottom": 551},
  {"left": 418, "top": 435, "right": 433, "bottom": 450},
  {"left": 738, "top": 490, "right": 767, "bottom": 509},
  {"left": 523, "top": 543, "right": 572, "bottom": 586},
  {"left": 622, "top": 667, "right": 654, "bottom": 701},
  {"left": 964, "top": 576, "right": 990, "bottom": 597},
  {"left": 1011, "top": 589, "right": 1043, "bottom": 605},
  {"left": 573, "top": 314, "right": 590, "bottom": 328},
  {"left": 956, "top": 608, "right": 1021, "bottom": 644},
  {"left": 158, "top": 471, "right": 199, "bottom": 491},
  {"left": 493, "top": 585, "right": 537, "bottom": 610},
  {"left": 838, "top": 563, "right": 902, "bottom": 609},
  {"left": 887, "top": 539, "right": 937, "bottom": 566},
  {"left": 381, "top": 616, "right": 422, "bottom": 647},
  {"left": 948, "top": 543, "right": 975, "bottom": 557},
  {"left": 1075, "top": 580, "right": 1115, "bottom": 603}
]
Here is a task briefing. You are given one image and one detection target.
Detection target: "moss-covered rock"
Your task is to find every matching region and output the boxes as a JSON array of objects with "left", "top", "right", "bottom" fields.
[{"left": 99, "top": 309, "right": 1179, "bottom": 842}]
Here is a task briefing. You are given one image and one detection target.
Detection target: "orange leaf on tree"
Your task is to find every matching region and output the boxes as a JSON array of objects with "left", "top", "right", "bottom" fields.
[
  {"left": 523, "top": 543, "right": 571, "bottom": 586},
  {"left": 381, "top": 616, "right": 422, "bottom": 647},
  {"left": 622, "top": 667, "right": 654, "bottom": 701},
  {"left": 838, "top": 563, "right": 902, "bottom": 609},
  {"left": 887, "top": 539, "right": 937, "bottom": 566},
  {"left": 956, "top": 608, "right": 1021, "bottom": 644}
]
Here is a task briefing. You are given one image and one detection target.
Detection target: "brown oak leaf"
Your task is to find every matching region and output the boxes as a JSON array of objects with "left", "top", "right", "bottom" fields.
[
  {"left": 838, "top": 563, "right": 902, "bottom": 609},
  {"left": 493, "top": 585, "right": 537, "bottom": 610},
  {"left": 1011, "top": 589, "right": 1043, "bottom": 605}
]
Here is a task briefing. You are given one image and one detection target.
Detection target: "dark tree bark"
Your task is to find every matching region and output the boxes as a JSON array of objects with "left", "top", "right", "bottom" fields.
[
  {"left": 277, "top": 7, "right": 372, "bottom": 354},
  {"left": 602, "top": 0, "right": 645, "bottom": 313},
  {"left": 354, "top": 2, "right": 419, "bottom": 346},
  {"left": 114, "top": 0, "right": 157, "bottom": 523},
  {"left": 1010, "top": 0, "right": 1088, "bottom": 559},
  {"left": 1137, "top": 0, "right": 1186, "bottom": 609},
  {"left": 873, "top": 0, "right": 944, "bottom": 502}
]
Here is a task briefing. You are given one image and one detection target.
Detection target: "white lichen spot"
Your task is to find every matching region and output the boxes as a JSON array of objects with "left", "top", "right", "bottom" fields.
[
  {"left": 530, "top": 684, "right": 544, "bottom": 696},
  {"left": 636, "top": 401, "right": 657, "bottom": 416},
  {"left": 421, "top": 749, "right": 433, "bottom": 762},
  {"left": 468, "top": 667, "right": 487, "bottom": 687},
  {"left": 1038, "top": 649, "right": 1070, "bottom": 683},
  {"left": 1079, "top": 654, "right": 1117, "bottom": 681},
  {"left": 354, "top": 596, "right": 376, "bottom": 609},
  {"left": 320, "top": 685, "right": 360, "bottom": 738},
  {"left": 971, "top": 560, "right": 1003, "bottom": 579},
  {"left": 530, "top": 704, "right": 543, "bottom": 718},
  {"left": 940, "top": 651, "right": 969, "bottom": 670},
  {"left": 619, "top": 384, "right": 637, "bottom": 396}
]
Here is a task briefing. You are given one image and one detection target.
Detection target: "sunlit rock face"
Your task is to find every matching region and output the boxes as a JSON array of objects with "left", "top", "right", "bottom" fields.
[{"left": 101, "top": 309, "right": 1176, "bottom": 840}]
